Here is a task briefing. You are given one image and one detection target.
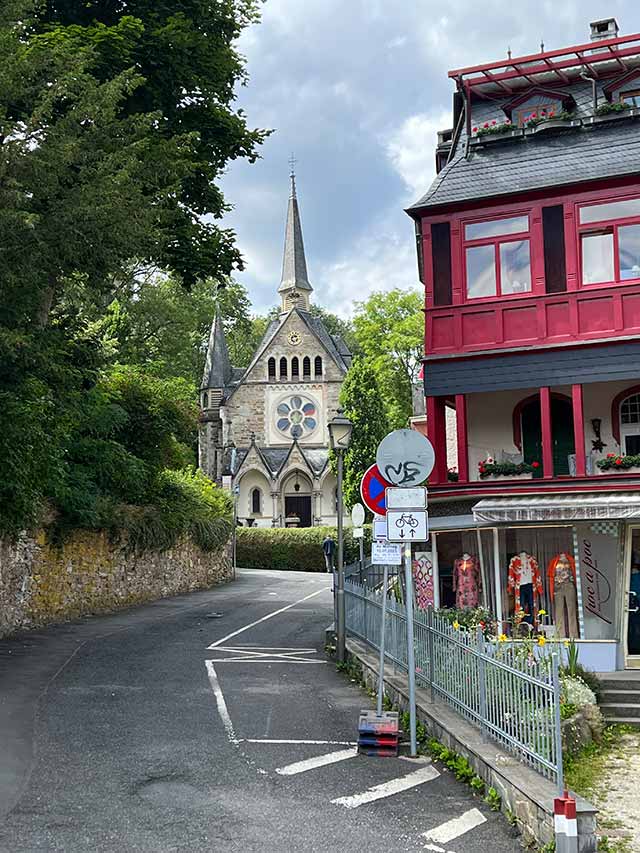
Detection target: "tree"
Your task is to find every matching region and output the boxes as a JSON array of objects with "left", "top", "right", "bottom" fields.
[
  {"left": 352, "top": 289, "right": 423, "bottom": 428},
  {"left": 34, "top": 0, "right": 269, "bottom": 289},
  {"left": 308, "top": 305, "right": 360, "bottom": 356},
  {"left": 338, "top": 358, "right": 390, "bottom": 512}
]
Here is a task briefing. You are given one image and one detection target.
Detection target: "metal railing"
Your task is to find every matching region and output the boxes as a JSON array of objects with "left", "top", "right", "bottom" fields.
[{"left": 345, "top": 577, "right": 564, "bottom": 788}]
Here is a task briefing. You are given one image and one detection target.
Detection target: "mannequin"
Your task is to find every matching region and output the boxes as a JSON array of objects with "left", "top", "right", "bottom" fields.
[
  {"left": 547, "top": 552, "right": 579, "bottom": 638},
  {"left": 507, "top": 551, "right": 543, "bottom": 625},
  {"left": 453, "top": 553, "right": 481, "bottom": 609},
  {"left": 412, "top": 552, "right": 435, "bottom": 610}
]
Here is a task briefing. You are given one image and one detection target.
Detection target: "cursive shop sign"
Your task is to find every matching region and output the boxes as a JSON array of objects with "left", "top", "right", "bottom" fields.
[{"left": 575, "top": 526, "right": 618, "bottom": 639}]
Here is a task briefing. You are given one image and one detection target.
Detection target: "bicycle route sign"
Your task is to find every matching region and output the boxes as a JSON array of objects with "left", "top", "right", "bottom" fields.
[
  {"left": 386, "top": 509, "right": 429, "bottom": 543},
  {"left": 360, "top": 464, "right": 391, "bottom": 516}
]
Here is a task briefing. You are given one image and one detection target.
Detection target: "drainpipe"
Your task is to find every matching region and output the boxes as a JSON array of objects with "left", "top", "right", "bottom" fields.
[
  {"left": 464, "top": 81, "right": 472, "bottom": 158},
  {"left": 580, "top": 71, "right": 597, "bottom": 114}
]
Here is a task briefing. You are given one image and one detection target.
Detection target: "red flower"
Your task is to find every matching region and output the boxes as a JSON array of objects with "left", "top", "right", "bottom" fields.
[
  {"left": 549, "top": 111, "right": 555, "bottom": 117},
  {"left": 491, "top": 120, "right": 497, "bottom": 125},
  {"left": 473, "top": 126, "right": 478, "bottom": 132},
  {"left": 483, "top": 122, "right": 489, "bottom": 128},
  {"left": 530, "top": 112, "right": 537, "bottom": 119},
  {"left": 532, "top": 461, "right": 540, "bottom": 468},
  {"left": 541, "top": 109, "right": 547, "bottom": 114},
  {"left": 616, "top": 459, "right": 622, "bottom": 466},
  {"left": 505, "top": 119, "right": 512, "bottom": 124}
]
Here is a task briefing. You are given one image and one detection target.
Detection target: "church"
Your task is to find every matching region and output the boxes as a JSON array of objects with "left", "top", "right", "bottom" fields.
[{"left": 198, "top": 171, "right": 352, "bottom": 527}]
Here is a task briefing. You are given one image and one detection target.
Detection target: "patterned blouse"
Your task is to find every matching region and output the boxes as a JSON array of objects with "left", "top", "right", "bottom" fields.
[{"left": 507, "top": 553, "right": 543, "bottom": 614}]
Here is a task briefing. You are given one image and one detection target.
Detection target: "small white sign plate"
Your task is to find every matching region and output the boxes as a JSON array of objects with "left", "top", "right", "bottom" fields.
[
  {"left": 386, "top": 510, "right": 429, "bottom": 543},
  {"left": 374, "top": 519, "right": 387, "bottom": 540},
  {"left": 351, "top": 503, "right": 365, "bottom": 527},
  {"left": 352, "top": 527, "right": 364, "bottom": 539},
  {"left": 386, "top": 487, "right": 428, "bottom": 509},
  {"left": 371, "top": 541, "right": 402, "bottom": 566}
]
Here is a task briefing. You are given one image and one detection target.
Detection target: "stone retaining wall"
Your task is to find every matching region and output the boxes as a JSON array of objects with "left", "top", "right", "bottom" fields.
[{"left": 0, "top": 529, "right": 232, "bottom": 638}]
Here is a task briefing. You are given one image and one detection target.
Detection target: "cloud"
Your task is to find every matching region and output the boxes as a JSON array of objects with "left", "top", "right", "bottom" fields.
[{"left": 386, "top": 110, "right": 451, "bottom": 199}]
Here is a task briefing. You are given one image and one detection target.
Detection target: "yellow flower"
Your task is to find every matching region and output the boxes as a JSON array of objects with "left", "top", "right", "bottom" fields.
[
  {"left": 453, "top": 620, "right": 460, "bottom": 630},
  {"left": 538, "top": 609, "right": 547, "bottom": 617},
  {"left": 564, "top": 640, "right": 570, "bottom": 648},
  {"left": 498, "top": 633, "right": 508, "bottom": 643},
  {"left": 537, "top": 636, "right": 546, "bottom": 647}
]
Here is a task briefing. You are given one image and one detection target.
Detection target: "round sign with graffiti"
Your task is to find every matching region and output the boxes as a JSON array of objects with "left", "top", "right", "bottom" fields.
[{"left": 375, "top": 429, "right": 435, "bottom": 487}]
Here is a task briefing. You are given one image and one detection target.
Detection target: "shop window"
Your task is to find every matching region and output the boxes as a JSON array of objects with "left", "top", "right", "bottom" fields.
[
  {"left": 279, "top": 357, "right": 288, "bottom": 379},
  {"left": 464, "top": 215, "right": 531, "bottom": 299},
  {"left": 303, "top": 356, "right": 311, "bottom": 379},
  {"left": 620, "top": 393, "right": 640, "bottom": 454},
  {"left": 251, "top": 487, "right": 261, "bottom": 515},
  {"left": 314, "top": 356, "right": 323, "bottom": 377},
  {"left": 291, "top": 356, "right": 299, "bottom": 379},
  {"left": 620, "top": 89, "right": 640, "bottom": 108},
  {"left": 268, "top": 357, "right": 276, "bottom": 380},
  {"left": 579, "top": 196, "right": 640, "bottom": 285}
]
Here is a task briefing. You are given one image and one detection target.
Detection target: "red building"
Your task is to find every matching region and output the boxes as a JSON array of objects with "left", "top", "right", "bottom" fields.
[{"left": 408, "top": 19, "right": 640, "bottom": 673}]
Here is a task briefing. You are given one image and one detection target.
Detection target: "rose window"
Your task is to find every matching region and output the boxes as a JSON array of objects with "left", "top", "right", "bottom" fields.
[{"left": 276, "top": 395, "right": 318, "bottom": 439}]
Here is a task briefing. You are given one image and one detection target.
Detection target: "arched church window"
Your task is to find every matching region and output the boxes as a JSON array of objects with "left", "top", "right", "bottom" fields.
[
  {"left": 291, "top": 356, "right": 299, "bottom": 379},
  {"left": 268, "top": 357, "right": 276, "bottom": 380},
  {"left": 251, "top": 487, "right": 261, "bottom": 515},
  {"left": 621, "top": 393, "right": 640, "bottom": 454},
  {"left": 303, "top": 356, "right": 311, "bottom": 379},
  {"left": 280, "top": 357, "right": 288, "bottom": 379},
  {"left": 314, "top": 356, "right": 323, "bottom": 377},
  {"left": 275, "top": 394, "right": 318, "bottom": 439}
]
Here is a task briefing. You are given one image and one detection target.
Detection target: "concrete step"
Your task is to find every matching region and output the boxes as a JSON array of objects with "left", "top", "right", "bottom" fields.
[
  {"left": 600, "top": 703, "right": 640, "bottom": 718},
  {"left": 598, "top": 678, "right": 640, "bottom": 692},
  {"left": 601, "top": 689, "right": 640, "bottom": 704},
  {"left": 599, "top": 716, "right": 640, "bottom": 729}
]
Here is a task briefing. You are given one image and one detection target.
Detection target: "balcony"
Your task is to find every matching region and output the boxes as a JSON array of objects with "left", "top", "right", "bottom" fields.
[
  {"left": 423, "top": 381, "right": 640, "bottom": 496},
  {"left": 427, "top": 281, "right": 640, "bottom": 357}
]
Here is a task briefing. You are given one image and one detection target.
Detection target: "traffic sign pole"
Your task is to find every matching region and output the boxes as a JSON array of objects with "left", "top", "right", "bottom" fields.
[
  {"left": 403, "top": 542, "right": 418, "bottom": 757},
  {"left": 377, "top": 563, "right": 389, "bottom": 717}
]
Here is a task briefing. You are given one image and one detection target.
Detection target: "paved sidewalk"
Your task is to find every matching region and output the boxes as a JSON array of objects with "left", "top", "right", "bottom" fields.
[{"left": 593, "top": 732, "right": 640, "bottom": 851}]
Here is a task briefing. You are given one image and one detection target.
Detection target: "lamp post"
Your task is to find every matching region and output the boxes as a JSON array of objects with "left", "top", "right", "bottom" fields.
[{"left": 328, "top": 408, "right": 353, "bottom": 663}]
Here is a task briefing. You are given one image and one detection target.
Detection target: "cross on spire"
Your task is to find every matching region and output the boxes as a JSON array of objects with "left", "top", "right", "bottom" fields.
[{"left": 289, "top": 152, "right": 297, "bottom": 198}]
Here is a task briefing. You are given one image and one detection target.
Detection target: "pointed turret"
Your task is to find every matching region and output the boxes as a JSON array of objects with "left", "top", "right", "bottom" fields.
[
  {"left": 201, "top": 310, "right": 232, "bottom": 392},
  {"left": 279, "top": 163, "right": 313, "bottom": 312}
]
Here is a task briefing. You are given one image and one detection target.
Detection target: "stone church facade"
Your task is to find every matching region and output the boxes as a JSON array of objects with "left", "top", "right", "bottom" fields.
[{"left": 198, "top": 173, "right": 351, "bottom": 527}]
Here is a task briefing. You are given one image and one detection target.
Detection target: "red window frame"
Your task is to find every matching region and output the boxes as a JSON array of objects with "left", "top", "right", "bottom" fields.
[
  {"left": 577, "top": 195, "right": 640, "bottom": 287},
  {"left": 462, "top": 213, "right": 532, "bottom": 301}
]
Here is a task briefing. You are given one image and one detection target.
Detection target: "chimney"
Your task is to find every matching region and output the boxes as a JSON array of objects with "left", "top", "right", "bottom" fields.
[{"left": 590, "top": 18, "right": 619, "bottom": 42}]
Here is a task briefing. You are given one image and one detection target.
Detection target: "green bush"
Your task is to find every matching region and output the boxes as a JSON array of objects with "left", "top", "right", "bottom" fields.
[{"left": 236, "top": 525, "right": 372, "bottom": 572}]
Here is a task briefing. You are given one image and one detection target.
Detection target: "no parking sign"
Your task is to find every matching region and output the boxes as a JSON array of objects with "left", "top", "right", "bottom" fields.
[{"left": 360, "top": 464, "right": 391, "bottom": 516}]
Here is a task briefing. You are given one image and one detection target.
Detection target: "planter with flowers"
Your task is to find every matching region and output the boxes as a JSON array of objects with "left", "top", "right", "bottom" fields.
[
  {"left": 523, "top": 109, "right": 579, "bottom": 133},
  {"left": 596, "top": 452, "right": 640, "bottom": 474},
  {"left": 471, "top": 119, "right": 522, "bottom": 144},
  {"left": 477, "top": 456, "right": 537, "bottom": 480},
  {"left": 588, "top": 102, "right": 640, "bottom": 125}
]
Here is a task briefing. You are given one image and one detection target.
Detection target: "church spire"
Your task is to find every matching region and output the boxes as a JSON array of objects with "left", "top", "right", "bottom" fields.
[
  {"left": 278, "top": 156, "right": 312, "bottom": 312},
  {"left": 201, "top": 308, "right": 232, "bottom": 391}
]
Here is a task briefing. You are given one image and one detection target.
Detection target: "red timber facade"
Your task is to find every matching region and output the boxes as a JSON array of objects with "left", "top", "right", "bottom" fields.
[{"left": 407, "top": 19, "right": 640, "bottom": 671}]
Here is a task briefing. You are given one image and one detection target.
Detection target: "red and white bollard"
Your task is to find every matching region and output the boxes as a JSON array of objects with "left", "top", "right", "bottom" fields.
[{"left": 554, "top": 793, "right": 578, "bottom": 853}]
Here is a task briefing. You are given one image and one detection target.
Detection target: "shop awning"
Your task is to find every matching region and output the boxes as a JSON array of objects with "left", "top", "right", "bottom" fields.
[{"left": 472, "top": 492, "right": 640, "bottom": 523}]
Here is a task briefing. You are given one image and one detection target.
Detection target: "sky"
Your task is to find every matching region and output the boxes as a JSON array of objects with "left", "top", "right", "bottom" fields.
[{"left": 220, "top": 0, "right": 639, "bottom": 317}]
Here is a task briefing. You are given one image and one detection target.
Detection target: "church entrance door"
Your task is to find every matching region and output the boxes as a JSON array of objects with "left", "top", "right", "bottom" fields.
[{"left": 285, "top": 495, "right": 312, "bottom": 528}]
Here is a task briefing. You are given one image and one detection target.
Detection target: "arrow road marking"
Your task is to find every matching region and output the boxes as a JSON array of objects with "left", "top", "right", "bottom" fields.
[
  {"left": 331, "top": 764, "right": 440, "bottom": 809},
  {"left": 422, "top": 808, "right": 487, "bottom": 846},
  {"left": 275, "top": 747, "right": 358, "bottom": 776}
]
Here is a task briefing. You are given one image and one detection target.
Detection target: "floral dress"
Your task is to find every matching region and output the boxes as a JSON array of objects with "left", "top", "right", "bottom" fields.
[{"left": 453, "top": 556, "right": 481, "bottom": 609}]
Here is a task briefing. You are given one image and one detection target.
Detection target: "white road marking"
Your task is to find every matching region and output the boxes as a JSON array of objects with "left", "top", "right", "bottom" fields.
[
  {"left": 275, "top": 748, "right": 358, "bottom": 776},
  {"left": 208, "top": 588, "right": 327, "bottom": 649},
  {"left": 422, "top": 808, "right": 487, "bottom": 845},
  {"left": 423, "top": 846, "right": 445, "bottom": 853},
  {"left": 331, "top": 764, "right": 440, "bottom": 809},
  {"left": 206, "top": 646, "right": 325, "bottom": 664},
  {"left": 205, "top": 661, "right": 237, "bottom": 744},
  {"left": 241, "top": 739, "right": 358, "bottom": 746}
]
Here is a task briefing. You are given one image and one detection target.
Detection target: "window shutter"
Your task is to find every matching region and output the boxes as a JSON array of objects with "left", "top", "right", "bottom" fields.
[
  {"left": 431, "top": 222, "right": 452, "bottom": 305},
  {"left": 542, "top": 205, "right": 567, "bottom": 293}
]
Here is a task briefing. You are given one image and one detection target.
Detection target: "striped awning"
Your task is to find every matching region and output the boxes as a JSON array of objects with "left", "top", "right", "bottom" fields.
[{"left": 472, "top": 492, "right": 640, "bottom": 523}]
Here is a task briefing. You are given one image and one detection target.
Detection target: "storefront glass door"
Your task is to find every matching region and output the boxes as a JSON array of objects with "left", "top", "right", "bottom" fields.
[{"left": 627, "top": 529, "right": 640, "bottom": 664}]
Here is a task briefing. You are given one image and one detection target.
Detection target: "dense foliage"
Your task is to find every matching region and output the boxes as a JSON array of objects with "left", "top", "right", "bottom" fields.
[
  {"left": 0, "top": 1, "right": 263, "bottom": 539},
  {"left": 337, "top": 358, "right": 390, "bottom": 512},
  {"left": 236, "top": 526, "right": 370, "bottom": 572}
]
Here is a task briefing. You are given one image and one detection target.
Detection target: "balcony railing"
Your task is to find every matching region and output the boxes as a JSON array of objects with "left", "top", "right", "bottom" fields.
[{"left": 427, "top": 281, "right": 640, "bottom": 357}]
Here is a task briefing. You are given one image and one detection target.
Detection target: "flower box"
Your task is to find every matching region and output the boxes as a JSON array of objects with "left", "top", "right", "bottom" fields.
[
  {"left": 483, "top": 472, "right": 534, "bottom": 481},
  {"left": 533, "top": 118, "right": 581, "bottom": 132},
  {"left": 596, "top": 453, "right": 640, "bottom": 474},
  {"left": 587, "top": 108, "right": 640, "bottom": 125}
]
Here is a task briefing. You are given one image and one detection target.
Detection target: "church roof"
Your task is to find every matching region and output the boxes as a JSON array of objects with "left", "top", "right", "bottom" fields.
[
  {"left": 201, "top": 310, "right": 233, "bottom": 390},
  {"left": 224, "top": 442, "right": 329, "bottom": 478},
  {"left": 278, "top": 172, "right": 313, "bottom": 294},
  {"left": 297, "top": 310, "right": 351, "bottom": 372}
]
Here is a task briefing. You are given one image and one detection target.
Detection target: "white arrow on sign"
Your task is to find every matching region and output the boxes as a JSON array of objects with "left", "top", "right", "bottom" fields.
[{"left": 386, "top": 510, "right": 429, "bottom": 543}]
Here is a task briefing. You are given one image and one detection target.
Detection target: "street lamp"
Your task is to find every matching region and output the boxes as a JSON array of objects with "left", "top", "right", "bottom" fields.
[{"left": 328, "top": 408, "right": 353, "bottom": 663}]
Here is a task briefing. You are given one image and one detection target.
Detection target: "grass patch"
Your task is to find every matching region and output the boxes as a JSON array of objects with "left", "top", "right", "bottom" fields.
[{"left": 564, "top": 725, "right": 632, "bottom": 800}]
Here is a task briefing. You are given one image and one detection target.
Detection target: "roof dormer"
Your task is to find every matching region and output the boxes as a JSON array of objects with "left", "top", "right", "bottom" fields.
[{"left": 502, "top": 87, "right": 575, "bottom": 127}]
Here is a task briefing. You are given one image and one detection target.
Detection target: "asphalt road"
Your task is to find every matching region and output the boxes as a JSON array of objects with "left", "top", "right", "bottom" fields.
[{"left": 0, "top": 569, "right": 522, "bottom": 852}]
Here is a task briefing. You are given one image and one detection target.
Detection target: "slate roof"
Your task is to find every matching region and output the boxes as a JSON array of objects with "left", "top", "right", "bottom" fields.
[
  {"left": 297, "top": 310, "right": 350, "bottom": 372},
  {"left": 225, "top": 444, "right": 329, "bottom": 478},
  {"left": 201, "top": 311, "right": 233, "bottom": 390},
  {"left": 408, "top": 79, "right": 640, "bottom": 213},
  {"left": 278, "top": 173, "right": 312, "bottom": 294}
]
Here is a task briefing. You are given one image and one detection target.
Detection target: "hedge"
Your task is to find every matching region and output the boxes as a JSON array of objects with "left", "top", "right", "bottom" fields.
[{"left": 236, "top": 525, "right": 372, "bottom": 572}]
